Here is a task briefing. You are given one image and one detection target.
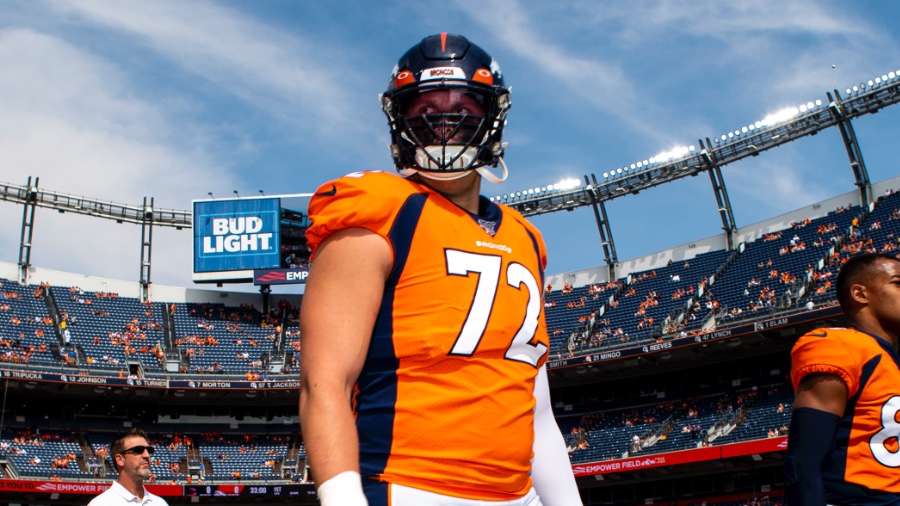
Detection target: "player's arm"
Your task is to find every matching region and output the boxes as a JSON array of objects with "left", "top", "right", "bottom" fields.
[
  {"left": 784, "top": 372, "right": 847, "bottom": 506},
  {"left": 299, "top": 228, "right": 391, "bottom": 506},
  {"left": 531, "top": 365, "right": 583, "bottom": 506}
]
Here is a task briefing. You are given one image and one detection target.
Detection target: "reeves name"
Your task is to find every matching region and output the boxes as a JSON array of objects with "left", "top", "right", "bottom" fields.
[
  {"left": 647, "top": 342, "right": 672, "bottom": 352},
  {"left": 203, "top": 217, "right": 273, "bottom": 254}
]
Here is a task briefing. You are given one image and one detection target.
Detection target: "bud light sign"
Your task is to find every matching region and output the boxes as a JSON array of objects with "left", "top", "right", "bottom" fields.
[{"left": 193, "top": 198, "right": 281, "bottom": 273}]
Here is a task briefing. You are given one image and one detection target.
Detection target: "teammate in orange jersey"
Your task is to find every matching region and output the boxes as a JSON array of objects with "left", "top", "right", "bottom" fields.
[
  {"left": 299, "top": 34, "right": 582, "bottom": 506},
  {"left": 787, "top": 252, "right": 900, "bottom": 505}
]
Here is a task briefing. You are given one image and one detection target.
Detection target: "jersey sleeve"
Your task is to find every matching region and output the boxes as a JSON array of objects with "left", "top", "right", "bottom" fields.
[
  {"left": 790, "top": 329, "right": 861, "bottom": 397},
  {"left": 306, "top": 172, "right": 412, "bottom": 259}
]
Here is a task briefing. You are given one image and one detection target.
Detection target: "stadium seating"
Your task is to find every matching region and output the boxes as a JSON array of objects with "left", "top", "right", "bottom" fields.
[
  {"left": 173, "top": 303, "right": 280, "bottom": 377},
  {"left": 0, "top": 281, "right": 58, "bottom": 367},
  {"left": 804, "top": 190, "right": 900, "bottom": 303},
  {"left": 547, "top": 249, "right": 731, "bottom": 358},
  {"left": 0, "top": 428, "right": 92, "bottom": 480},
  {"left": 3, "top": 195, "right": 896, "bottom": 377},
  {"left": 544, "top": 201, "right": 882, "bottom": 362},
  {"left": 54, "top": 287, "right": 164, "bottom": 373},
  {"left": 564, "top": 380, "right": 792, "bottom": 464},
  {"left": 198, "top": 432, "right": 289, "bottom": 481},
  {"left": 0, "top": 282, "right": 302, "bottom": 376},
  {"left": 686, "top": 207, "right": 860, "bottom": 330},
  {"left": 0, "top": 425, "right": 305, "bottom": 484}
]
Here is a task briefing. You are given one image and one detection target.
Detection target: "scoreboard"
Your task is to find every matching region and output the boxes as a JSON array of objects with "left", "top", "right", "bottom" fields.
[
  {"left": 191, "top": 195, "right": 312, "bottom": 284},
  {"left": 185, "top": 483, "right": 316, "bottom": 498}
]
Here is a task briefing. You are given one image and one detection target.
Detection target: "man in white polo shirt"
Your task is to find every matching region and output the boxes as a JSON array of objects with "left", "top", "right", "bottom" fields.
[{"left": 88, "top": 428, "right": 168, "bottom": 506}]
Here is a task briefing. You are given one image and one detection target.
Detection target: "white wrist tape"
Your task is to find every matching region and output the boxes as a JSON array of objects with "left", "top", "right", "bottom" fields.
[{"left": 316, "top": 471, "right": 368, "bottom": 506}]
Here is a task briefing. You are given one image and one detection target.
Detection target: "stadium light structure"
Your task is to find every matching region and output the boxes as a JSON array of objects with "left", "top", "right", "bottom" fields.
[
  {"left": 489, "top": 177, "right": 589, "bottom": 213},
  {"left": 505, "top": 66, "right": 900, "bottom": 218},
  {"left": 0, "top": 181, "right": 192, "bottom": 229}
]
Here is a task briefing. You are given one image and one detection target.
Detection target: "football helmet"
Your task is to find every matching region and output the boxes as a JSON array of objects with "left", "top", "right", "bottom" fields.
[{"left": 381, "top": 33, "right": 511, "bottom": 183}]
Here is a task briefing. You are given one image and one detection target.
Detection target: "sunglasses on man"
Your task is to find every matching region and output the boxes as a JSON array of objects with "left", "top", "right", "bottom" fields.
[{"left": 119, "top": 445, "right": 155, "bottom": 456}]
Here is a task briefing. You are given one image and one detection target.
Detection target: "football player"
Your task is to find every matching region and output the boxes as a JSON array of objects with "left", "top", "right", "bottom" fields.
[
  {"left": 787, "top": 252, "right": 900, "bottom": 504},
  {"left": 299, "top": 33, "right": 582, "bottom": 506}
]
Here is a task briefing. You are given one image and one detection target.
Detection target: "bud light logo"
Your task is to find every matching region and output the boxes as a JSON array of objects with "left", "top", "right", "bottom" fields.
[
  {"left": 203, "top": 217, "right": 274, "bottom": 253},
  {"left": 194, "top": 198, "right": 281, "bottom": 273}
]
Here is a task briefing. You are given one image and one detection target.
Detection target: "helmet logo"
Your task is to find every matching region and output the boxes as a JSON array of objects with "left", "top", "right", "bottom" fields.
[
  {"left": 395, "top": 70, "right": 415, "bottom": 87},
  {"left": 473, "top": 68, "right": 493, "bottom": 85},
  {"left": 421, "top": 67, "right": 466, "bottom": 81}
]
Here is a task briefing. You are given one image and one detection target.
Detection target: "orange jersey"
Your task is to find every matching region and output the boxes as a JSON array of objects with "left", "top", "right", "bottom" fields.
[
  {"left": 791, "top": 327, "right": 900, "bottom": 499},
  {"left": 306, "top": 171, "right": 549, "bottom": 501}
]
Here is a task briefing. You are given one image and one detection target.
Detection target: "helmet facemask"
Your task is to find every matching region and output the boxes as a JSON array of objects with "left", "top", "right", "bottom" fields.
[{"left": 383, "top": 84, "right": 510, "bottom": 181}]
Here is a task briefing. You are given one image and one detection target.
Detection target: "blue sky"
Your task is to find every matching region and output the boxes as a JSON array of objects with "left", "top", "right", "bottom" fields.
[{"left": 1, "top": 0, "right": 899, "bottom": 291}]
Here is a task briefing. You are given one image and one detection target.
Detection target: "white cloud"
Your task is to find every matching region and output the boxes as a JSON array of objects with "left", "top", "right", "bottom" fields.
[
  {"left": 456, "top": 0, "right": 896, "bottom": 147},
  {"left": 0, "top": 28, "right": 229, "bottom": 200},
  {"left": 590, "top": 1, "right": 872, "bottom": 40},
  {"left": 453, "top": 0, "right": 669, "bottom": 142},
  {"left": 570, "top": 0, "right": 891, "bottom": 98},
  {"left": 44, "top": 0, "right": 372, "bottom": 141},
  {"left": 0, "top": 27, "right": 228, "bottom": 285}
]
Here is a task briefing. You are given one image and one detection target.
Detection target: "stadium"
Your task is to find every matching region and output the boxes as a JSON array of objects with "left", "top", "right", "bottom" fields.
[{"left": 0, "top": 63, "right": 898, "bottom": 506}]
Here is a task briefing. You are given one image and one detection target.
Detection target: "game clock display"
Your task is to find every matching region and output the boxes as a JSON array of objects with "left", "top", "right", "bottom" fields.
[{"left": 185, "top": 484, "right": 316, "bottom": 497}]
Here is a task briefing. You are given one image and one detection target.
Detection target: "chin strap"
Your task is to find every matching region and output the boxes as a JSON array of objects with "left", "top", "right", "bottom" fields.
[
  {"left": 476, "top": 156, "right": 508, "bottom": 184},
  {"left": 397, "top": 167, "right": 471, "bottom": 181},
  {"left": 399, "top": 156, "right": 509, "bottom": 184}
]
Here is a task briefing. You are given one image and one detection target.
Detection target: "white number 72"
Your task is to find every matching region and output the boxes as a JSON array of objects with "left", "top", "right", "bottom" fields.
[{"left": 445, "top": 249, "right": 547, "bottom": 367}]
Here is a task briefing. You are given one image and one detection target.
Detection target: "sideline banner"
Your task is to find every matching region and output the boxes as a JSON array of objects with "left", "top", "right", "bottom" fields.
[
  {"left": 0, "top": 480, "right": 182, "bottom": 496},
  {"left": 571, "top": 436, "right": 788, "bottom": 477}
]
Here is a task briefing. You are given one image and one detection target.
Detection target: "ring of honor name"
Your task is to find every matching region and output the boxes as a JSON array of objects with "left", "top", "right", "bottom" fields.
[{"left": 0, "top": 369, "right": 300, "bottom": 391}]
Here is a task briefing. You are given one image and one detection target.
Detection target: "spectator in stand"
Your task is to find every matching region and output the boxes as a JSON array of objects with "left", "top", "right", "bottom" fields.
[
  {"left": 88, "top": 428, "right": 168, "bottom": 506},
  {"left": 787, "top": 253, "right": 900, "bottom": 504}
]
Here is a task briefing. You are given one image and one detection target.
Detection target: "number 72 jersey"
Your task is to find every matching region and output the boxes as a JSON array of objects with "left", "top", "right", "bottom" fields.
[
  {"left": 306, "top": 171, "right": 550, "bottom": 501},
  {"left": 791, "top": 327, "right": 900, "bottom": 498}
]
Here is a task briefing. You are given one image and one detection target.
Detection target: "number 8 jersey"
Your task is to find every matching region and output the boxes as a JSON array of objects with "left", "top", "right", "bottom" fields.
[
  {"left": 305, "top": 171, "right": 550, "bottom": 501},
  {"left": 790, "top": 327, "right": 900, "bottom": 501}
]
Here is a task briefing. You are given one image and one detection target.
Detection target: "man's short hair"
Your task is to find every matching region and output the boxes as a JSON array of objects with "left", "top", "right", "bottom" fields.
[
  {"left": 836, "top": 253, "right": 899, "bottom": 312},
  {"left": 110, "top": 428, "right": 149, "bottom": 471}
]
